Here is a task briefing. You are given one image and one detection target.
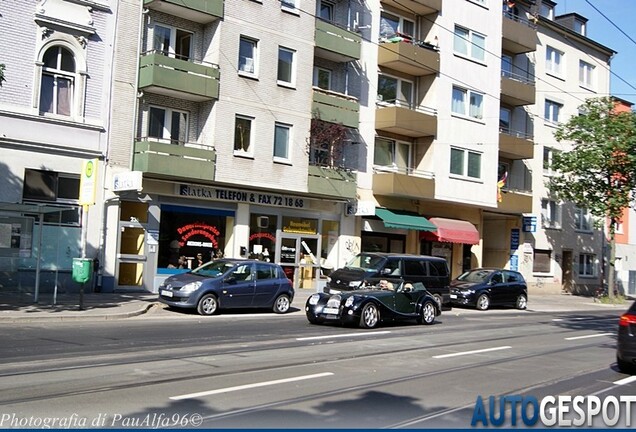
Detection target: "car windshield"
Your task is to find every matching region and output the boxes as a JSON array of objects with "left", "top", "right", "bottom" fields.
[
  {"left": 457, "top": 269, "right": 494, "bottom": 283},
  {"left": 344, "top": 253, "right": 386, "bottom": 271},
  {"left": 191, "top": 260, "right": 236, "bottom": 278}
]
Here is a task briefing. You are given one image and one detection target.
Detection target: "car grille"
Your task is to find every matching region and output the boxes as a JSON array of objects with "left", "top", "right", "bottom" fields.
[{"left": 327, "top": 296, "right": 341, "bottom": 308}]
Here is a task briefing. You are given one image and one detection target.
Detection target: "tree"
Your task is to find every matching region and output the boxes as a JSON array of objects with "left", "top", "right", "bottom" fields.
[
  {"left": 307, "top": 118, "right": 349, "bottom": 168},
  {"left": 548, "top": 97, "right": 636, "bottom": 299}
]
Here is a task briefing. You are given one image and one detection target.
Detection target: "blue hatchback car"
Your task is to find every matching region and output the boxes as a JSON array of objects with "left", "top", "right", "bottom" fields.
[{"left": 158, "top": 259, "right": 294, "bottom": 316}]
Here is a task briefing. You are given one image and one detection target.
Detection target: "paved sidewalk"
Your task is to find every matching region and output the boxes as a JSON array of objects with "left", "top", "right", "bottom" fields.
[{"left": 0, "top": 289, "right": 630, "bottom": 323}]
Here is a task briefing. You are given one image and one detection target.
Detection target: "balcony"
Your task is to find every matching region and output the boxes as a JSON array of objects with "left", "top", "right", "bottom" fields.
[
  {"left": 143, "top": 0, "right": 223, "bottom": 23},
  {"left": 373, "top": 168, "right": 435, "bottom": 200},
  {"left": 312, "top": 88, "right": 359, "bottom": 129},
  {"left": 138, "top": 52, "right": 220, "bottom": 102},
  {"left": 498, "top": 189, "right": 533, "bottom": 214},
  {"left": 376, "top": 103, "right": 437, "bottom": 137},
  {"left": 502, "top": 11, "right": 537, "bottom": 54},
  {"left": 307, "top": 165, "right": 357, "bottom": 200},
  {"left": 378, "top": 40, "right": 439, "bottom": 76},
  {"left": 315, "top": 19, "right": 361, "bottom": 62},
  {"left": 133, "top": 139, "right": 216, "bottom": 182},
  {"left": 501, "top": 72, "right": 535, "bottom": 106},
  {"left": 499, "top": 128, "right": 534, "bottom": 159},
  {"left": 380, "top": 0, "right": 441, "bottom": 15}
]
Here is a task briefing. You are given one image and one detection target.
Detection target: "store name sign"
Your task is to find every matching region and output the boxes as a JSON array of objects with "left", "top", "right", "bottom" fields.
[{"left": 179, "top": 185, "right": 305, "bottom": 209}]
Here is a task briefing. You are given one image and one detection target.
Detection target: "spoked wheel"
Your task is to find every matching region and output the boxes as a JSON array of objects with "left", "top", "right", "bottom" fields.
[
  {"left": 433, "top": 294, "right": 443, "bottom": 309},
  {"left": 273, "top": 294, "right": 291, "bottom": 314},
  {"left": 476, "top": 294, "right": 490, "bottom": 311},
  {"left": 197, "top": 294, "right": 219, "bottom": 316},
  {"left": 419, "top": 301, "right": 436, "bottom": 325},
  {"left": 360, "top": 303, "right": 380, "bottom": 328},
  {"left": 516, "top": 294, "right": 527, "bottom": 310}
]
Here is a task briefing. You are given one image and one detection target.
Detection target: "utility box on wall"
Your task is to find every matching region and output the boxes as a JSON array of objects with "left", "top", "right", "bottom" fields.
[{"left": 72, "top": 258, "right": 93, "bottom": 284}]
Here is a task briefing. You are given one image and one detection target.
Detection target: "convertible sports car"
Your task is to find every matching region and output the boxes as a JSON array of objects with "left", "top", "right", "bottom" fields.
[{"left": 305, "top": 280, "right": 441, "bottom": 328}]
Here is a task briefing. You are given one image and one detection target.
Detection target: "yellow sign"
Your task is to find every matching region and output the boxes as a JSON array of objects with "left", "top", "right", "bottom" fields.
[{"left": 79, "top": 159, "right": 98, "bottom": 205}]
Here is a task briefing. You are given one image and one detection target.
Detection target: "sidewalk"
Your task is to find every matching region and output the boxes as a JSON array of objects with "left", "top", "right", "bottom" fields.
[{"left": 0, "top": 289, "right": 630, "bottom": 323}]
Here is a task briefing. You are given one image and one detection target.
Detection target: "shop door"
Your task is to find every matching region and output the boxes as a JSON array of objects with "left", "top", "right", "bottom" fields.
[
  {"left": 278, "top": 235, "right": 319, "bottom": 290},
  {"left": 117, "top": 222, "right": 147, "bottom": 291}
]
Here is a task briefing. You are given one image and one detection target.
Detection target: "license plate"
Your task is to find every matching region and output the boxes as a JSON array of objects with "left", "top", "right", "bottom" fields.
[
  {"left": 450, "top": 294, "right": 457, "bottom": 299},
  {"left": 161, "top": 290, "right": 173, "bottom": 298},
  {"left": 323, "top": 307, "right": 339, "bottom": 315}
]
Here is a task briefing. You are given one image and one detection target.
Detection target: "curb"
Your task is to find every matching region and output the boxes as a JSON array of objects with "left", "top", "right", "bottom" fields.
[{"left": 0, "top": 302, "right": 160, "bottom": 323}]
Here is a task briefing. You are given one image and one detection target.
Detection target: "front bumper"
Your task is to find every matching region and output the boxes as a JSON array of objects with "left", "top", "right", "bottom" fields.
[
  {"left": 157, "top": 290, "right": 197, "bottom": 308},
  {"left": 306, "top": 304, "right": 360, "bottom": 325}
]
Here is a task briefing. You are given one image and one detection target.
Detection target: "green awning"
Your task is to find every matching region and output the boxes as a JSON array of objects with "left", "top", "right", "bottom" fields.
[{"left": 375, "top": 208, "right": 437, "bottom": 231}]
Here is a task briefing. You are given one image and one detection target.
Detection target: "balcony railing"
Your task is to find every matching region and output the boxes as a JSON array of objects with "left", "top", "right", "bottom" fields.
[
  {"left": 501, "top": 70, "right": 536, "bottom": 106},
  {"left": 143, "top": 0, "right": 223, "bottom": 23},
  {"left": 502, "top": 10, "right": 538, "bottom": 54},
  {"left": 499, "top": 127, "right": 534, "bottom": 159},
  {"left": 312, "top": 87, "right": 359, "bottom": 129},
  {"left": 378, "top": 36, "right": 440, "bottom": 76},
  {"left": 133, "top": 139, "right": 216, "bottom": 182},
  {"left": 497, "top": 188, "right": 533, "bottom": 214},
  {"left": 375, "top": 100, "right": 437, "bottom": 137},
  {"left": 372, "top": 167, "right": 436, "bottom": 199},
  {"left": 307, "top": 165, "right": 357, "bottom": 199},
  {"left": 315, "top": 19, "right": 361, "bottom": 62}
]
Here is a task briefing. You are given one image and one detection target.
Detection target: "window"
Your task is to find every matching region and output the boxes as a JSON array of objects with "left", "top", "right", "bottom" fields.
[
  {"left": 574, "top": 207, "right": 593, "bottom": 231},
  {"left": 281, "top": 0, "right": 298, "bottom": 11},
  {"left": 543, "top": 147, "right": 560, "bottom": 174},
  {"left": 148, "top": 107, "right": 188, "bottom": 144},
  {"left": 313, "top": 67, "right": 331, "bottom": 90},
  {"left": 450, "top": 147, "right": 482, "bottom": 179},
  {"left": 404, "top": 260, "right": 426, "bottom": 277},
  {"left": 546, "top": 46, "right": 563, "bottom": 76},
  {"left": 234, "top": 115, "right": 253, "bottom": 154},
  {"left": 453, "top": 25, "right": 486, "bottom": 62},
  {"left": 573, "top": 18, "right": 586, "bottom": 36},
  {"left": 379, "top": 12, "right": 414, "bottom": 39},
  {"left": 501, "top": 54, "right": 513, "bottom": 78},
  {"left": 277, "top": 46, "right": 295, "bottom": 86},
  {"left": 256, "top": 263, "right": 276, "bottom": 280},
  {"left": 540, "top": 3, "right": 554, "bottom": 19},
  {"left": 239, "top": 36, "right": 258, "bottom": 75},
  {"left": 541, "top": 199, "right": 561, "bottom": 229},
  {"left": 39, "top": 46, "right": 75, "bottom": 116},
  {"left": 153, "top": 25, "right": 192, "bottom": 61},
  {"left": 273, "top": 123, "right": 291, "bottom": 161},
  {"left": 452, "top": 86, "right": 484, "bottom": 120},
  {"left": 579, "top": 60, "right": 594, "bottom": 89},
  {"left": 23, "top": 169, "right": 80, "bottom": 225},
  {"left": 544, "top": 99, "right": 562, "bottom": 124},
  {"left": 498, "top": 162, "right": 510, "bottom": 189},
  {"left": 318, "top": 0, "right": 333, "bottom": 21},
  {"left": 500, "top": 107, "right": 511, "bottom": 132},
  {"left": 378, "top": 74, "right": 413, "bottom": 107},
  {"left": 533, "top": 250, "right": 552, "bottom": 273},
  {"left": 374, "top": 138, "right": 411, "bottom": 172},
  {"left": 578, "top": 253, "right": 596, "bottom": 277}
]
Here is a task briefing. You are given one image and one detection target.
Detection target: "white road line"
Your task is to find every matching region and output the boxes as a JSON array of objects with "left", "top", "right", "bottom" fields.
[
  {"left": 564, "top": 333, "right": 613, "bottom": 340},
  {"left": 614, "top": 376, "right": 636, "bottom": 386},
  {"left": 432, "top": 346, "right": 511, "bottom": 359},
  {"left": 297, "top": 331, "right": 391, "bottom": 341},
  {"left": 170, "top": 372, "right": 334, "bottom": 401}
]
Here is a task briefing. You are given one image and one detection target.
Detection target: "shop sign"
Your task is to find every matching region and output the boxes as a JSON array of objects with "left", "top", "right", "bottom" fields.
[
  {"left": 282, "top": 217, "right": 318, "bottom": 234},
  {"left": 179, "top": 184, "right": 305, "bottom": 209},
  {"left": 510, "top": 254, "right": 519, "bottom": 271},
  {"left": 510, "top": 228, "right": 520, "bottom": 251},
  {"left": 113, "top": 171, "right": 143, "bottom": 192},
  {"left": 522, "top": 215, "right": 537, "bottom": 232},
  {"left": 177, "top": 222, "right": 220, "bottom": 249}
]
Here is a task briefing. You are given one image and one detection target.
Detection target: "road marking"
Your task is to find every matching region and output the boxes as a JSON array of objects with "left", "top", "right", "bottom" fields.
[
  {"left": 170, "top": 372, "right": 334, "bottom": 400},
  {"left": 432, "top": 346, "right": 511, "bottom": 359},
  {"left": 297, "top": 331, "right": 391, "bottom": 341},
  {"left": 614, "top": 376, "right": 636, "bottom": 385},
  {"left": 564, "top": 333, "right": 613, "bottom": 340}
]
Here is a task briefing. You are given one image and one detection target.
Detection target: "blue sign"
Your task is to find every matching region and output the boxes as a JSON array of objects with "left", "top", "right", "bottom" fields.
[
  {"left": 510, "top": 254, "right": 519, "bottom": 271},
  {"left": 523, "top": 216, "right": 537, "bottom": 232},
  {"left": 510, "top": 228, "right": 520, "bottom": 251}
]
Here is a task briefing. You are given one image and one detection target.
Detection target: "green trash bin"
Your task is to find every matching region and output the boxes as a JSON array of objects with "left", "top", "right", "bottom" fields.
[{"left": 72, "top": 258, "right": 93, "bottom": 284}]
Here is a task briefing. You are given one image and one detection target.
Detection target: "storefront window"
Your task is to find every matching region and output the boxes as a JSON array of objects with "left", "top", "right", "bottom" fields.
[
  {"left": 249, "top": 213, "right": 278, "bottom": 261},
  {"left": 321, "top": 220, "right": 339, "bottom": 274}
]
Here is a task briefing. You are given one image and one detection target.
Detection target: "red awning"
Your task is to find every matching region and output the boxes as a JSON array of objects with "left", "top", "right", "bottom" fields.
[{"left": 420, "top": 217, "right": 480, "bottom": 245}]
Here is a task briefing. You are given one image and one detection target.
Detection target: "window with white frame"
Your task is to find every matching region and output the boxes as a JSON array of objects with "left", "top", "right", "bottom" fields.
[
  {"left": 379, "top": 12, "right": 415, "bottom": 39},
  {"left": 453, "top": 25, "right": 486, "bottom": 62},
  {"left": 574, "top": 207, "right": 593, "bottom": 231},
  {"left": 273, "top": 122, "right": 291, "bottom": 161},
  {"left": 378, "top": 74, "right": 413, "bottom": 107},
  {"left": 318, "top": 0, "right": 333, "bottom": 21},
  {"left": 543, "top": 146, "right": 560, "bottom": 174},
  {"left": 452, "top": 86, "right": 484, "bottom": 120},
  {"left": 281, "top": 0, "right": 298, "bottom": 11},
  {"left": 277, "top": 46, "right": 295, "bottom": 86},
  {"left": 614, "top": 218, "right": 624, "bottom": 234},
  {"left": 541, "top": 199, "right": 561, "bottom": 229},
  {"left": 153, "top": 24, "right": 192, "bottom": 60},
  {"left": 374, "top": 138, "right": 411, "bottom": 172},
  {"left": 39, "top": 45, "right": 76, "bottom": 116},
  {"left": 450, "top": 147, "right": 481, "bottom": 179},
  {"left": 540, "top": 3, "right": 554, "bottom": 19},
  {"left": 546, "top": 46, "right": 563, "bottom": 76},
  {"left": 573, "top": 18, "right": 586, "bottom": 36},
  {"left": 148, "top": 106, "right": 188, "bottom": 144},
  {"left": 578, "top": 253, "right": 596, "bottom": 276},
  {"left": 313, "top": 67, "right": 331, "bottom": 90},
  {"left": 544, "top": 99, "right": 562, "bottom": 124},
  {"left": 579, "top": 60, "right": 594, "bottom": 89},
  {"left": 238, "top": 36, "right": 258, "bottom": 75},
  {"left": 234, "top": 115, "right": 253, "bottom": 154}
]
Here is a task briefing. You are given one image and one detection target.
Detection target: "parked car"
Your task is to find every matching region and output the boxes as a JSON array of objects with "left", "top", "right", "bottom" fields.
[
  {"left": 617, "top": 299, "right": 636, "bottom": 374},
  {"left": 450, "top": 268, "right": 527, "bottom": 311},
  {"left": 158, "top": 259, "right": 294, "bottom": 316},
  {"left": 306, "top": 279, "right": 441, "bottom": 328},
  {"left": 325, "top": 253, "right": 452, "bottom": 309}
]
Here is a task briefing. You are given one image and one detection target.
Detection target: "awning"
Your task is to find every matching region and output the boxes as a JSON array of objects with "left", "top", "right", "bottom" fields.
[
  {"left": 421, "top": 217, "right": 480, "bottom": 245},
  {"left": 375, "top": 208, "right": 437, "bottom": 231}
]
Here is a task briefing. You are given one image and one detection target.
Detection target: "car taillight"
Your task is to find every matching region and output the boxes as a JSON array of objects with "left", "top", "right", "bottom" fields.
[{"left": 619, "top": 313, "right": 636, "bottom": 327}]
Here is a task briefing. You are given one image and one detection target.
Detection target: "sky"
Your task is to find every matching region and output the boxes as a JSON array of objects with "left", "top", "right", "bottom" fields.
[{"left": 555, "top": 0, "right": 636, "bottom": 104}]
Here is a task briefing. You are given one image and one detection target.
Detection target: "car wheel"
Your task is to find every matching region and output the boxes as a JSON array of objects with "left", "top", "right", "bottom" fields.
[
  {"left": 432, "top": 294, "right": 443, "bottom": 309},
  {"left": 197, "top": 294, "right": 219, "bottom": 316},
  {"left": 617, "top": 355, "right": 636, "bottom": 374},
  {"left": 360, "top": 303, "right": 380, "bottom": 329},
  {"left": 420, "top": 301, "right": 436, "bottom": 325},
  {"left": 476, "top": 294, "right": 490, "bottom": 311},
  {"left": 516, "top": 294, "right": 527, "bottom": 310},
  {"left": 273, "top": 294, "right": 291, "bottom": 314}
]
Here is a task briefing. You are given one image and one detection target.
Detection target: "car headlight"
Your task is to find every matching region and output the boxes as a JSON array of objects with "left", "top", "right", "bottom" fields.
[
  {"left": 326, "top": 276, "right": 332, "bottom": 283},
  {"left": 180, "top": 281, "right": 202, "bottom": 294},
  {"left": 461, "top": 289, "right": 474, "bottom": 294},
  {"left": 349, "top": 281, "right": 362, "bottom": 288},
  {"left": 309, "top": 294, "right": 320, "bottom": 305},
  {"left": 344, "top": 296, "right": 355, "bottom": 307}
]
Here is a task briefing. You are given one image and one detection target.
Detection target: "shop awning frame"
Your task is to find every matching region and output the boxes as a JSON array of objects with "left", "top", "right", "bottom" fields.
[
  {"left": 375, "top": 208, "right": 437, "bottom": 231},
  {"left": 422, "top": 217, "right": 480, "bottom": 245}
]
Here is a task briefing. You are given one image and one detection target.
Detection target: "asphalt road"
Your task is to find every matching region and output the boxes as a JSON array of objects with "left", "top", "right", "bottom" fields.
[{"left": 0, "top": 306, "right": 633, "bottom": 429}]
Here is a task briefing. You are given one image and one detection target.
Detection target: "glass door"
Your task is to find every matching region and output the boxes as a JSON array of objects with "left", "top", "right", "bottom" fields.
[{"left": 278, "top": 235, "right": 320, "bottom": 290}]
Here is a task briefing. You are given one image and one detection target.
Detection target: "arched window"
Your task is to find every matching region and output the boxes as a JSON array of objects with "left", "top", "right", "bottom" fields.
[{"left": 39, "top": 46, "right": 75, "bottom": 116}]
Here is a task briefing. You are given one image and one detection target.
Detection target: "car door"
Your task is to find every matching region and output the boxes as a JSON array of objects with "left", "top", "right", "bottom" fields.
[
  {"left": 488, "top": 271, "right": 506, "bottom": 305},
  {"left": 252, "top": 263, "right": 281, "bottom": 307},
  {"left": 504, "top": 271, "right": 524, "bottom": 304},
  {"left": 220, "top": 263, "right": 255, "bottom": 308}
]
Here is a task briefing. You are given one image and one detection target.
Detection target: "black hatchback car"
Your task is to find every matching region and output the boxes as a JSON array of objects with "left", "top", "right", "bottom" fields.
[
  {"left": 617, "top": 299, "right": 636, "bottom": 374},
  {"left": 450, "top": 268, "right": 528, "bottom": 311},
  {"left": 158, "top": 259, "right": 294, "bottom": 316}
]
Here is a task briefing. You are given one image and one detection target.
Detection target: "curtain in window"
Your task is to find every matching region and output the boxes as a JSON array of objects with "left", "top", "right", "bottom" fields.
[
  {"left": 469, "top": 93, "right": 483, "bottom": 118},
  {"left": 450, "top": 148, "right": 464, "bottom": 175},
  {"left": 57, "top": 78, "right": 72, "bottom": 116},
  {"left": 399, "top": 81, "right": 413, "bottom": 108},
  {"left": 380, "top": 14, "right": 399, "bottom": 38},
  {"left": 453, "top": 27, "right": 469, "bottom": 56},
  {"left": 467, "top": 152, "right": 481, "bottom": 178},
  {"left": 472, "top": 33, "right": 486, "bottom": 61},
  {"left": 154, "top": 25, "right": 171, "bottom": 55},
  {"left": 396, "top": 143, "right": 410, "bottom": 171},
  {"left": 452, "top": 88, "right": 466, "bottom": 114},
  {"left": 374, "top": 139, "right": 393, "bottom": 167}
]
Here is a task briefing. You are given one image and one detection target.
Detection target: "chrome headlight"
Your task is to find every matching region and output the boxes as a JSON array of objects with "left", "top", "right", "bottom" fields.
[
  {"left": 344, "top": 296, "right": 355, "bottom": 307},
  {"left": 326, "top": 276, "right": 332, "bottom": 283},
  {"left": 309, "top": 294, "right": 320, "bottom": 305},
  {"left": 180, "top": 281, "right": 203, "bottom": 294},
  {"left": 349, "top": 280, "right": 362, "bottom": 288}
]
